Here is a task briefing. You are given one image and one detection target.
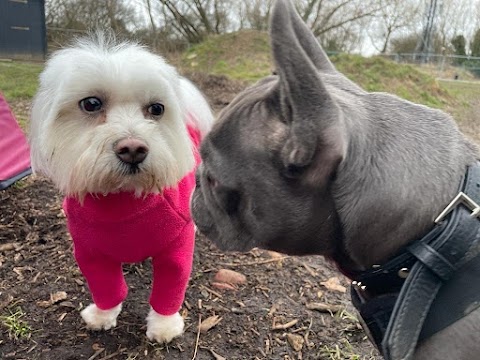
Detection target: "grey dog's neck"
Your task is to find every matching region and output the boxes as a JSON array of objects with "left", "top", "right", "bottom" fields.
[{"left": 328, "top": 90, "right": 479, "bottom": 271}]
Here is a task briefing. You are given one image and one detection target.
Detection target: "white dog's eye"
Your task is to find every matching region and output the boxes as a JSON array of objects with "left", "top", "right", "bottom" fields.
[
  {"left": 147, "top": 103, "right": 165, "bottom": 117},
  {"left": 79, "top": 97, "right": 103, "bottom": 113}
]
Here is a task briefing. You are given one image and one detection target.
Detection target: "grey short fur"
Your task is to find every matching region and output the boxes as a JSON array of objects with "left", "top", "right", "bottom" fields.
[{"left": 191, "top": 0, "right": 480, "bottom": 358}]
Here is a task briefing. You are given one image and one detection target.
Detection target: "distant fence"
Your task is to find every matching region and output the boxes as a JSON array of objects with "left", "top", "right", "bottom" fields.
[{"left": 381, "top": 53, "right": 480, "bottom": 80}]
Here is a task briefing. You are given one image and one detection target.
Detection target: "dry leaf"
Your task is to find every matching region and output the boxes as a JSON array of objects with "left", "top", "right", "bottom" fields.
[
  {"left": 320, "top": 277, "right": 347, "bottom": 293},
  {"left": 50, "top": 291, "right": 67, "bottom": 304},
  {"left": 214, "top": 269, "right": 247, "bottom": 285},
  {"left": 36, "top": 291, "right": 68, "bottom": 308},
  {"left": 287, "top": 333, "right": 304, "bottom": 352},
  {"left": 199, "top": 315, "right": 222, "bottom": 333}
]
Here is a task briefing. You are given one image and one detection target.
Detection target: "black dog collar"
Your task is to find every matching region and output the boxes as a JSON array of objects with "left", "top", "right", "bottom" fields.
[{"left": 350, "top": 162, "right": 480, "bottom": 360}]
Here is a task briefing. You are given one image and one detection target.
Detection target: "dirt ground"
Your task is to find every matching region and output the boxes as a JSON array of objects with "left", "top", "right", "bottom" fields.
[{"left": 1, "top": 73, "right": 382, "bottom": 360}]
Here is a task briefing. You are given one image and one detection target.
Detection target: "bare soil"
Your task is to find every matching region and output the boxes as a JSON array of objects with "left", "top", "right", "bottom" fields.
[{"left": 1, "top": 73, "right": 382, "bottom": 360}]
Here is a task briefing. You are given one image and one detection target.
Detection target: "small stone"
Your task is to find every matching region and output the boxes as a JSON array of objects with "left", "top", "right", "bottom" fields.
[{"left": 214, "top": 269, "right": 247, "bottom": 285}]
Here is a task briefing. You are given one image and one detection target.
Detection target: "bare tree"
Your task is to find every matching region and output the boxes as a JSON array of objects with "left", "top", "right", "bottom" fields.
[
  {"left": 46, "top": 0, "right": 137, "bottom": 46},
  {"left": 436, "top": 0, "right": 477, "bottom": 53},
  {"left": 241, "top": 0, "right": 273, "bottom": 31},
  {"left": 45, "top": 0, "right": 480, "bottom": 57},
  {"left": 158, "top": 0, "right": 230, "bottom": 44},
  {"left": 296, "top": 0, "right": 383, "bottom": 37},
  {"left": 368, "top": 0, "right": 422, "bottom": 54}
]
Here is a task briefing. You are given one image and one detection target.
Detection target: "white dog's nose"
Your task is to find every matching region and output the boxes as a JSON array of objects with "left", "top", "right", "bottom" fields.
[{"left": 114, "top": 138, "right": 149, "bottom": 165}]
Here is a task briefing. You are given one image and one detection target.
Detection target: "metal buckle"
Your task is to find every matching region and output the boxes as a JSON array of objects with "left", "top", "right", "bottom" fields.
[{"left": 434, "top": 192, "right": 480, "bottom": 224}]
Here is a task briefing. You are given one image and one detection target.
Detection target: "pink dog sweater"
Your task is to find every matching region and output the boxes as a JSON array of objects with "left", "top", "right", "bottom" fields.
[{"left": 64, "top": 125, "right": 201, "bottom": 316}]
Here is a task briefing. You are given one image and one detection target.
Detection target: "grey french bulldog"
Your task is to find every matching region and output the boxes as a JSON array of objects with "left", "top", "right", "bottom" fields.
[{"left": 191, "top": 0, "right": 480, "bottom": 359}]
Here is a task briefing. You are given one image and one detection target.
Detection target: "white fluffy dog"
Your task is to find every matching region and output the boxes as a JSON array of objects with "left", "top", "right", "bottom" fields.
[{"left": 29, "top": 34, "right": 213, "bottom": 343}]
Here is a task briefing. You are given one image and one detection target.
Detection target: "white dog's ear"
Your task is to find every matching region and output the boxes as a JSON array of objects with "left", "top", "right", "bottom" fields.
[{"left": 270, "top": 0, "right": 346, "bottom": 182}]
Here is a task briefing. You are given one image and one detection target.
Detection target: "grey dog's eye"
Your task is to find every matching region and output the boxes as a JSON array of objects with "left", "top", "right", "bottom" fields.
[
  {"left": 147, "top": 103, "right": 165, "bottom": 117},
  {"left": 79, "top": 97, "right": 103, "bottom": 113}
]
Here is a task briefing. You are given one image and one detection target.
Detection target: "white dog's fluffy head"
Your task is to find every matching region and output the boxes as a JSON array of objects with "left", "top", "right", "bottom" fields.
[{"left": 30, "top": 34, "right": 195, "bottom": 199}]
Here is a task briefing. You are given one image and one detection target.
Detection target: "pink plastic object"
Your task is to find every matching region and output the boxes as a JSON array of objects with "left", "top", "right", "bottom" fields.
[{"left": 0, "top": 93, "right": 31, "bottom": 189}]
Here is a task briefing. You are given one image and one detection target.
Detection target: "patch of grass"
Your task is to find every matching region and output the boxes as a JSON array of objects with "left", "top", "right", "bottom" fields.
[
  {"left": 12, "top": 178, "right": 29, "bottom": 190},
  {"left": 438, "top": 80, "right": 480, "bottom": 101},
  {"left": 0, "top": 61, "right": 42, "bottom": 102},
  {"left": 179, "top": 31, "right": 460, "bottom": 111},
  {"left": 331, "top": 54, "right": 454, "bottom": 109},
  {"left": 337, "top": 309, "right": 359, "bottom": 323},
  {"left": 180, "top": 30, "right": 272, "bottom": 82},
  {"left": 321, "top": 339, "right": 375, "bottom": 360},
  {"left": 1, "top": 307, "right": 32, "bottom": 340},
  {"left": 437, "top": 79, "right": 480, "bottom": 142}
]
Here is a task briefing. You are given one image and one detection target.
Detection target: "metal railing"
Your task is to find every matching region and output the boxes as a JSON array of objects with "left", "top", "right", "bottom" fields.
[{"left": 381, "top": 53, "right": 480, "bottom": 80}]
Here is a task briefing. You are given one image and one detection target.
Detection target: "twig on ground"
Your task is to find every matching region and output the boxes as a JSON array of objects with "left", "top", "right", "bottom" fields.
[
  {"left": 272, "top": 319, "right": 298, "bottom": 330},
  {"left": 218, "top": 257, "right": 288, "bottom": 267},
  {"left": 191, "top": 314, "right": 202, "bottom": 360},
  {"left": 304, "top": 318, "right": 313, "bottom": 345},
  {"left": 306, "top": 302, "right": 343, "bottom": 313},
  {"left": 302, "top": 263, "right": 318, "bottom": 277},
  {"left": 199, "top": 284, "right": 223, "bottom": 298},
  {"left": 99, "top": 352, "right": 121, "bottom": 360},
  {"left": 199, "top": 346, "right": 226, "bottom": 360},
  {"left": 87, "top": 348, "right": 105, "bottom": 360}
]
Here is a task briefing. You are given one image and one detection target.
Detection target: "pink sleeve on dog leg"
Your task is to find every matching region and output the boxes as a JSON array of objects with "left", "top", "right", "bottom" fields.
[
  {"left": 149, "top": 222, "right": 195, "bottom": 315},
  {"left": 74, "top": 247, "right": 128, "bottom": 310}
]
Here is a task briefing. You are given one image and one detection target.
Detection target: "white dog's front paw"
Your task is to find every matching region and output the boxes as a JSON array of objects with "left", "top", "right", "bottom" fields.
[
  {"left": 80, "top": 303, "right": 122, "bottom": 330},
  {"left": 146, "top": 309, "right": 184, "bottom": 343}
]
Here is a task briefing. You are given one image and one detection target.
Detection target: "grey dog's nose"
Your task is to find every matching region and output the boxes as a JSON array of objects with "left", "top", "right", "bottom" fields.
[{"left": 114, "top": 138, "right": 149, "bottom": 165}]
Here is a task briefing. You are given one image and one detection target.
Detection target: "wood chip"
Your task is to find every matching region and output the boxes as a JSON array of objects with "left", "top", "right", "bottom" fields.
[
  {"left": 57, "top": 312, "right": 68, "bottom": 322},
  {"left": 267, "top": 304, "right": 277, "bottom": 317},
  {"left": 50, "top": 291, "right": 67, "bottom": 303},
  {"left": 266, "top": 251, "right": 284, "bottom": 259},
  {"left": 59, "top": 301, "right": 76, "bottom": 308},
  {"left": 199, "top": 315, "right": 222, "bottom": 333},
  {"left": 0, "top": 243, "right": 19, "bottom": 252},
  {"left": 287, "top": 333, "right": 304, "bottom": 352},
  {"left": 320, "top": 277, "right": 347, "bottom": 293},
  {"left": 306, "top": 302, "right": 343, "bottom": 313}
]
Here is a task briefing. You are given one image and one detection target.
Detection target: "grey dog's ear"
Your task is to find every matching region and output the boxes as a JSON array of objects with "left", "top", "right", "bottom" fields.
[{"left": 270, "top": 0, "right": 345, "bottom": 181}]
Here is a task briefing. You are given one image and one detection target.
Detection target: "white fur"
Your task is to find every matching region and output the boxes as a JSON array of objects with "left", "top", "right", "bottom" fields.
[
  {"left": 80, "top": 303, "right": 122, "bottom": 330},
  {"left": 30, "top": 34, "right": 213, "bottom": 342},
  {"left": 146, "top": 308, "right": 184, "bottom": 343},
  {"left": 30, "top": 33, "right": 213, "bottom": 200}
]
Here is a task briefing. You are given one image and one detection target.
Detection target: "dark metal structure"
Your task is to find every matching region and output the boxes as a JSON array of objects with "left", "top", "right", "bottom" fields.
[
  {"left": 0, "top": 0, "right": 47, "bottom": 60},
  {"left": 415, "top": 0, "right": 443, "bottom": 63}
]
